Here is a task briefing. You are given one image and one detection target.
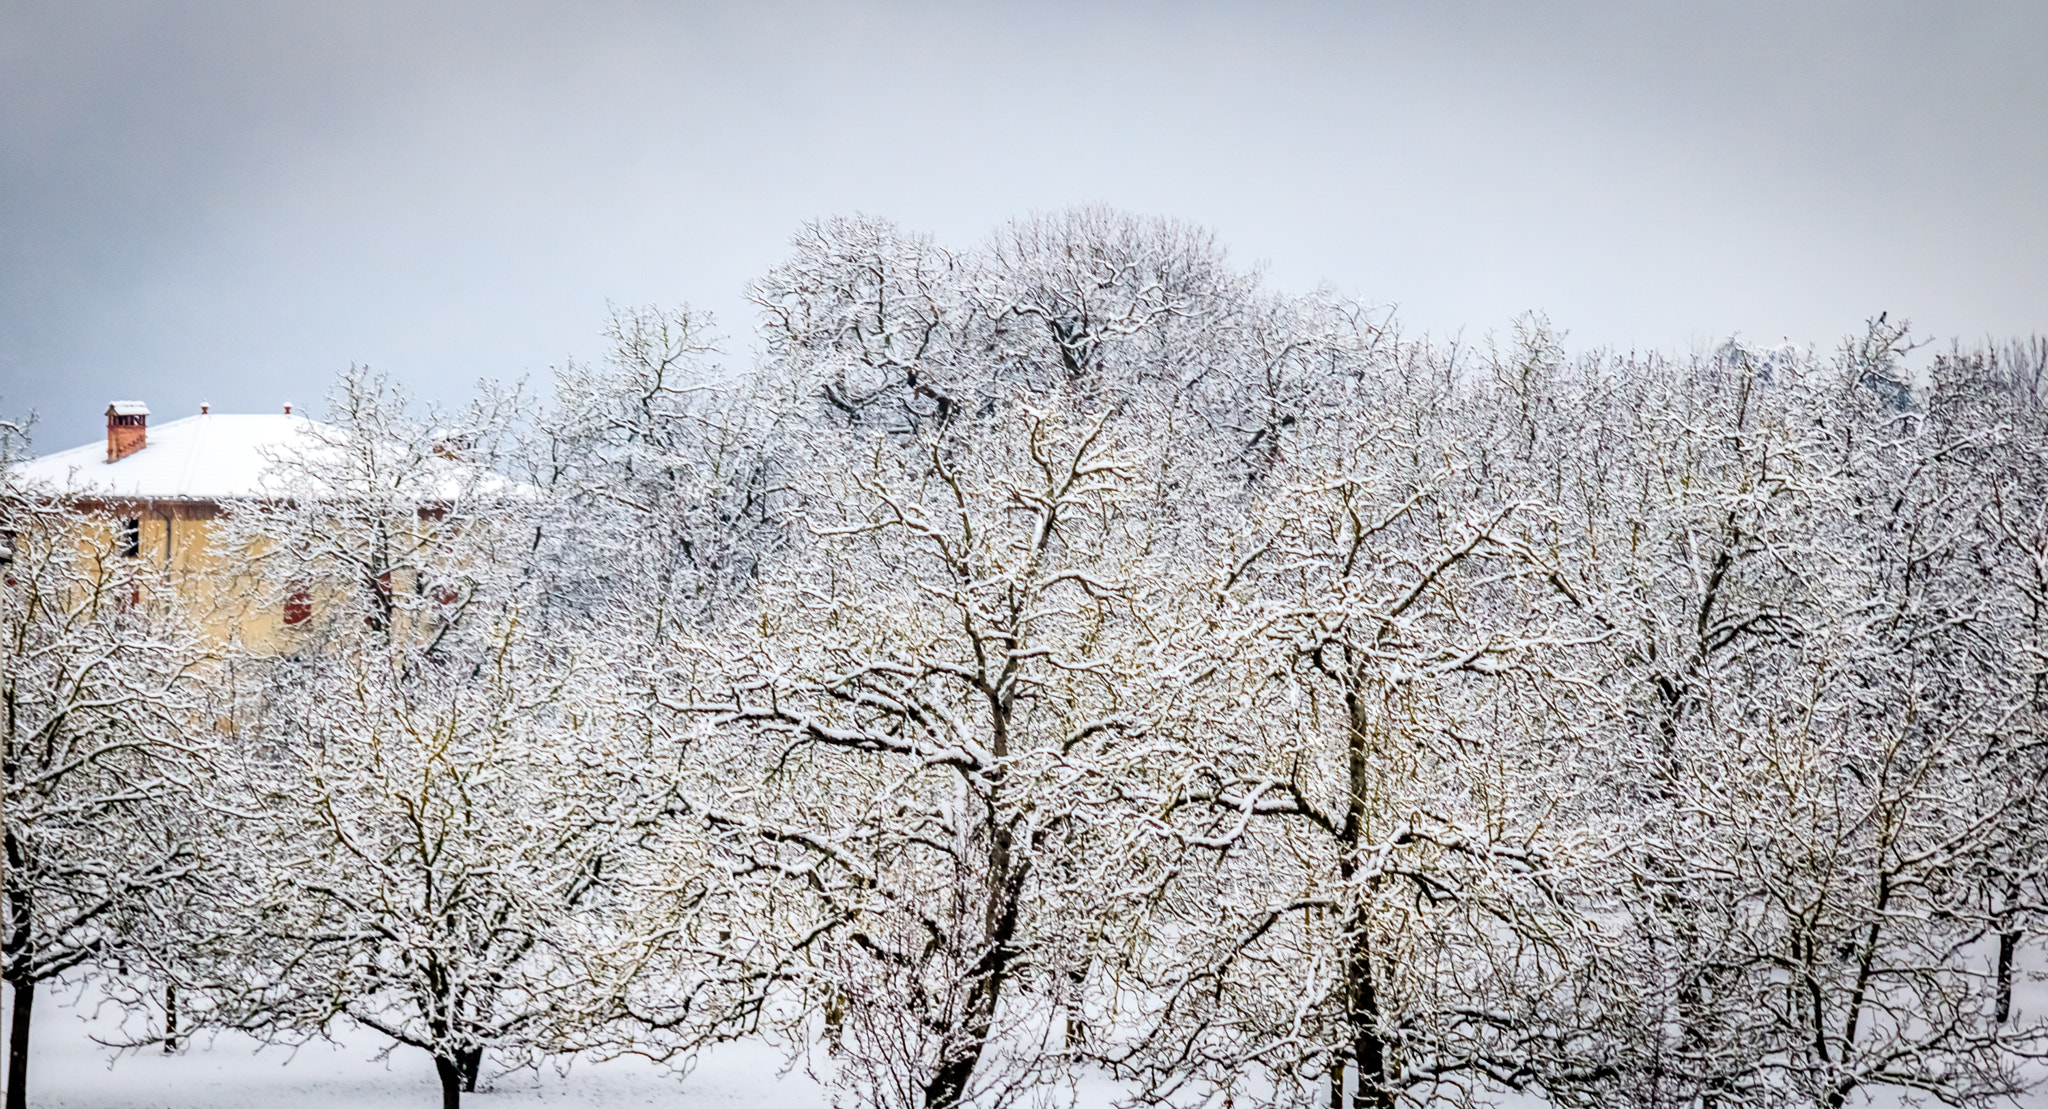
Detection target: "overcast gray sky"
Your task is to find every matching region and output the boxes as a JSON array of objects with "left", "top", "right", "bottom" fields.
[{"left": 5, "top": 1, "right": 2045, "bottom": 449}]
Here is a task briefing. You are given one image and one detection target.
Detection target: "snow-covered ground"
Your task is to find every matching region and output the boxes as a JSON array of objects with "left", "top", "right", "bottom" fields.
[
  {"left": 15, "top": 978, "right": 2045, "bottom": 1107},
  {"left": 7, "top": 981, "right": 830, "bottom": 1108},
  {"left": 4, "top": 982, "right": 1144, "bottom": 1108}
]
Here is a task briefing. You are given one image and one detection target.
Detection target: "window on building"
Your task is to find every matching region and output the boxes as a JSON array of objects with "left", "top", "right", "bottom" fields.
[
  {"left": 284, "top": 584, "right": 312, "bottom": 626},
  {"left": 0, "top": 528, "right": 14, "bottom": 563},
  {"left": 118, "top": 518, "right": 141, "bottom": 558}
]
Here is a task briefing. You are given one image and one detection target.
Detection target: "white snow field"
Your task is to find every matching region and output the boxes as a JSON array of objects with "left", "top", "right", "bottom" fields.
[
  {"left": 3, "top": 982, "right": 1146, "bottom": 1108},
  {"left": 10, "top": 979, "right": 2048, "bottom": 1107},
  {"left": 6, "top": 981, "right": 831, "bottom": 1108}
]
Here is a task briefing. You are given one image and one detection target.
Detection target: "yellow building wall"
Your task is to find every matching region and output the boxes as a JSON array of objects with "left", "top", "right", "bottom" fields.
[
  {"left": 56, "top": 499, "right": 439, "bottom": 654},
  {"left": 72, "top": 504, "right": 297, "bottom": 651}
]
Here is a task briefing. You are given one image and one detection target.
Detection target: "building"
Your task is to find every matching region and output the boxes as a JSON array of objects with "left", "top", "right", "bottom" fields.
[{"left": 9, "top": 401, "right": 324, "bottom": 645}]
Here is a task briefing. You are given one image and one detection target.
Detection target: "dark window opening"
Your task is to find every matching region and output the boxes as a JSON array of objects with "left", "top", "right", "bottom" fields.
[{"left": 118, "top": 518, "right": 141, "bottom": 557}]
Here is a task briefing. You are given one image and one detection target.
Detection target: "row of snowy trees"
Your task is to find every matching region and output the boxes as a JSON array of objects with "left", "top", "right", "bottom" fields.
[{"left": 7, "top": 209, "right": 2048, "bottom": 1109}]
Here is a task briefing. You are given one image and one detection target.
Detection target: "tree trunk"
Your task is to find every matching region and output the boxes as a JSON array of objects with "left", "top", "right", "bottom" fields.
[
  {"left": 823, "top": 988, "right": 845, "bottom": 1054},
  {"left": 1337, "top": 690, "right": 1394, "bottom": 1109},
  {"left": 1062, "top": 964, "right": 1087, "bottom": 1049},
  {"left": 922, "top": 873, "right": 1021, "bottom": 1109},
  {"left": 1997, "top": 928, "right": 2019, "bottom": 1025},
  {"left": 434, "top": 1053, "right": 463, "bottom": 1109},
  {"left": 922, "top": 712, "right": 1026, "bottom": 1109},
  {"left": 926, "top": 1051, "right": 977, "bottom": 1109},
  {"left": 5, "top": 977, "right": 32, "bottom": 1109},
  {"left": 163, "top": 981, "right": 179, "bottom": 1052},
  {"left": 1343, "top": 926, "right": 1393, "bottom": 1109},
  {"left": 458, "top": 1045, "right": 483, "bottom": 1092},
  {"left": 1329, "top": 1059, "right": 1346, "bottom": 1109}
]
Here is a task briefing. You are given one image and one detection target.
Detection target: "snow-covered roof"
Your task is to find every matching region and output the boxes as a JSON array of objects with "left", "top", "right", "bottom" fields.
[
  {"left": 10, "top": 413, "right": 326, "bottom": 501},
  {"left": 107, "top": 401, "right": 149, "bottom": 417}
]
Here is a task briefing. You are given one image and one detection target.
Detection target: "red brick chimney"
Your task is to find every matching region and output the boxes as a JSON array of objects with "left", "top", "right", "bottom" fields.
[{"left": 106, "top": 401, "right": 149, "bottom": 462}]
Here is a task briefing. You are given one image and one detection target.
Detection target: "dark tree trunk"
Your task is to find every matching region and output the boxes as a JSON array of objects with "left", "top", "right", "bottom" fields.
[
  {"left": 921, "top": 705, "right": 1028, "bottom": 1109},
  {"left": 1997, "top": 928, "right": 2019, "bottom": 1025},
  {"left": 1338, "top": 691, "right": 1394, "bottom": 1109},
  {"left": 1329, "top": 1059, "right": 1346, "bottom": 1109},
  {"left": 434, "top": 1053, "right": 463, "bottom": 1109},
  {"left": 458, "top": 1045, "right": 483, "bottom": 1092},
  {"left": 5, "top": 977, "right": 32, "bottom": 1109},
  {"left": 823, "top": 988, "right": 845, "bottom": 1054},
  {"left": 922, "top": 872, "right": 1022, "bottom": 1109},
  {"left": 1343, "top": 925, "right": 1393, "bottom": 1109},
  {"left": 926, "top": 1052, "right": 977, "bottom": 1109},
  {"left": 163, "top": 981, "right": 179, "bottom": 1052},
  {"left": 1062, "top": 963, "right": 1087, "bottom": 1049}
]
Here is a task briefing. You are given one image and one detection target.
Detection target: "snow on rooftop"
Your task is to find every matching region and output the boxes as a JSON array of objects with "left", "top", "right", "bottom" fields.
[
  {"left": 107, "top": 400, "right": 150, "bottom": 416},
  {"left": 9, "top": 412, "right": 326, "bottom": 500}
]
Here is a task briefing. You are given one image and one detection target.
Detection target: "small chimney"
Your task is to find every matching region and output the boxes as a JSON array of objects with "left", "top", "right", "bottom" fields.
[
  {"left": 200, "top": 402, "right": 210, "bottom": 414},
  {"left": 283, "top": 402, "right": 293, "bottom": 415},
  {"left": 106, "top": 401, "right": 149, "bottom": 462}
]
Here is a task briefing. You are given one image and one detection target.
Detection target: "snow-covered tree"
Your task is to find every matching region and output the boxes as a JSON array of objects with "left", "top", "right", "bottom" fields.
[
  {"left": 527, "top": 303, "right": 794, "bottom": 643},
  {"left": 1477, "top": 323, "right": 2048, "bottom": 1108},
  {"left": 0, "top": 487, "right": 210, "bottom": 1109},
  {"left": 204, "top": 602, "right": 685, "bottom": 1109},
  {"left": 681, "top": 394, "right": 1187, "bottom": 1109},
  {"left": 1089, "top": 324, "right": 1613, "bottom": 1109},
  {"left": 213, "top": 366, "right": 529, "bottom": 647},
  {"left": 691, "top": 210, "right": 1415, "bottom": 1108},
  {"left": 191, "top": 372, "right": 698, "bottom": 1109}
]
